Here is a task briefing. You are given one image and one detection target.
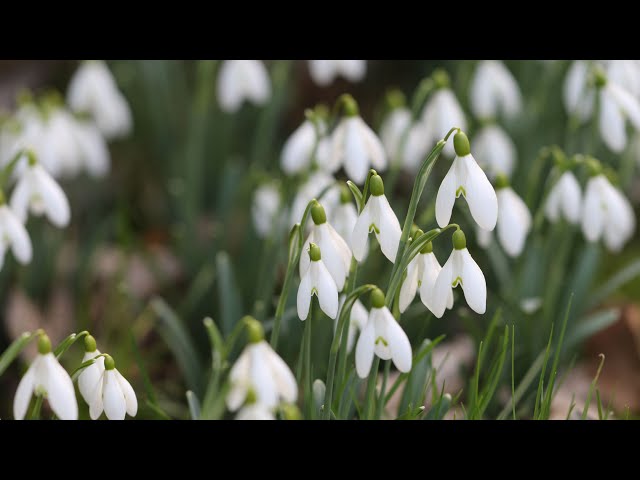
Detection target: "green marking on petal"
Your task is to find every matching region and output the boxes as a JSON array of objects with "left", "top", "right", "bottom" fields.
[
  {"left": 369, "top": 223, "right": 380, "bottom": 234},
  {"left": 375, "top": 336, "right": 389, "bottom": 347},
  {"left": 311, "top": 287, "right": 318, "bottom": 296},
  {"left": 455, "top": 186, "right": 466, "bottom": 198},
  {"left": 452, "top": 276, "right": 463, "bottom": 287}
]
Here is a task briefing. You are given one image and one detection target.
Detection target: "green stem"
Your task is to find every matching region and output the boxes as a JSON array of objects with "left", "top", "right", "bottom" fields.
[
  {"left": 363, "top": 357, "right": 380, "bottom": 419},
  {"left": 29, "top": 395, "right": 44, "bottom": 420},
  {"left": 303, "top": 305, "right": 313, "bottom": 419},
  {"left": 376, "top": 361, "right": 390, "bottom": 419}
]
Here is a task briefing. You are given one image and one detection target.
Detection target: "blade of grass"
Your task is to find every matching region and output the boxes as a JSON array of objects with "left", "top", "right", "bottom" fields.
[
  {"left": 0, "top": 331, "right": 40, "bottom": 377},
  {"left": 581, "top": 353, "right": 605, "bottom": 420},
  {"left": 186, "top": 391, "right": 201, "bottom": 420}
]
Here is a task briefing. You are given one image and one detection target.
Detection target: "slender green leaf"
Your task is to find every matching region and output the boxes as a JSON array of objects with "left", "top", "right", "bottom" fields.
[
  {"left": 581, "top": 353, "right": 605, "bottom": 420},
  {"left": 589, "top": 259, "right": 640, "bottom": 308},
  {"left": 215, "top": 252, "right": 242, "bottom": 336},
  {"left": 186, "top": 391, "right": 201, "bottom": 420},
  {"left": 0, "top": 331, "right": 38, "bottom": 377}
]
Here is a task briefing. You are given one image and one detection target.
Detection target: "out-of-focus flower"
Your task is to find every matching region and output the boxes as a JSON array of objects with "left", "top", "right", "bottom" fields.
[
  {"left": 470, "top": 60, "right": 522, "bottom": 120},
  {"left": 217, "top": 60, "right": 271, "bottom": 113},
  {"left": 472, "top": 124, "right": 517, "bottom": 179},
  {"left": 544, "top": 171, "right": 582, "bottom": 225},
  {"left": 308, "top": 60, "right": 366, "bottom": 86},
  {"left": 0, "top": 200, "right": 32, "bottom": 269},
  {"left": 251, "top": 182, "right": 283, "bottom": 238},
  {"left": 494, "top": 176, "right": 532, "bottom": 257}
]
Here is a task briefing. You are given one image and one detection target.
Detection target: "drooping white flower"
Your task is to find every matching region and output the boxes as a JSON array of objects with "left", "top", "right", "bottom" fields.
[
  {"left": 332, "top": 191, "right": 359, "bottom": 247},
  {"left": 73, "top": 121, "right": 111, "bottom": 178},
  {"left": 476, "top": 225, "right": 492, "bottom": 249},
  {"left": 581, "top": 173, "right": 636, "bottom": 252},
  {"left": 0, "top": 203, "right": 32, "bottom": 269},
  {"left": 472, "top": 124, "right": 517, "bottom": 179},
  {"left": 235, "top": 402, "right": 275, "bottom": 420},
  {"left": 420, "top": 77, "right": 467, "bottom": 157},
  {"left": 86, "top": 354, "right": 138, "bottom": 420},
  {"left": 336, "top": 295, "right": 369, "bottom": 354},
  {"left": 563, "top": 60, "right": 596, "bottom": 122},
  {"left": 308, "top": 60, "right": 366, "bottom": 87},
  {"left": 281, "top": 117, "right": 328, "bottom": 175},
  {"left": 380, "top": 107, "right": 411, "bottom": 161},
  {"left": 351, "top": 174, "right": 401, "bottom": 263},
  {"left": 10, "top": 160, "right": 70, "bottom": 228},
  {"left": 606, "top": 60, "right": 640, "bottom": 99},
  {"left": 227, "top": 320, "right": 297, "bottom": 411},
  {"left": 67, "top": 60, "right": 132, "bottom": 140},
  {"left": 330, "top": 105, "right": 387, "bottom": 185},
  {"left": 379, "top": 104, "right": 430, "bottom": 172},
  {"left": 290, "top": 171, "right": 340, "bottom": 227},
  {"left": 251, "top": 183, "right": 283, "bottom": 239},
  {"left": 77, "top": 336, "right": 105, "bottom": 407},
  {"left": 544, "top": 170, "right": 582, "bottom": 225},
  {"left": 432, "top": 230, "right": 487, "bottom": 317},
  {"left": 494, "top": 179, "right": 532, "bottom": 257},
  {"left": 355, "top": 288, "right": 412, "bottom": 378},
  {"left": 217, "top": 60, "right": 271, "bottom": 113},
  {"left": 297, "top": 243, "right": 339, "bottom": 320},
  {"left": 299, "top": 202, "right": 351, "bottom": 291},
  {"left": 435, "top": 131, "right": 498, "bottom": 231},
  {"left": 13, "top": 334, "right": 77, "bottom": 420},
  {"left": 470, "top": 60, "right": 522, "bottom": 120}
]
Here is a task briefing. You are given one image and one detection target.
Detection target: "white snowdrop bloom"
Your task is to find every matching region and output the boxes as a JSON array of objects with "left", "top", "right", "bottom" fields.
[
  {"left": 251, "top": 183, "right": 282, "bottom": 238},
  {"left": 10, "top": 159, "right": 70, "bottom": 228},
  {"left": 380, "top": 107, "right": 411, "bottom": 161},
  {"left": 297, "top": 243, "right": 339, "bottom": 320},
  {"left": 73, "top": 121, "right": 110, "bottom": 178},
  {"left": 67, "top": 60, "right": 132, "bottom": 140},
  {"left": 544, "top": 170, "right": 582, "bottom": 225},
  {"left": 596, "top": 73, "right": 640, "bottom": 153},
  {"left": 432, "top": 230, "right": 487, "bottom": 317},
  {"left": 308, "top": 60, "right": 366, "bottom": 87},
  {"left": 86, "top": 354, "right": 138, "bottom": 420},
  {"left": 41, "top": 108, "right": 86, "bottom": 178},
  {"left": 351, "top": 174, "right": 401, "bottom": 263},
  {"left": 226, "top": 319, "right": 297, "bottom": 411},
  {"left": 470, "top": 60, "right": 522, "bottom": 120},
  {"left": 13, "top": 334, "right": 77, "bottom": 420},
  {"left": 0, "top": 202, "right": 32, "bottom": 269},
  {"left": 236, "top": 402, "right": 275, "bottom": 420},
  {"left": 401, "top": 122, "right": 431, "bottom": 172},
  {"left": 290, "top": 171, "right": 340, "bottom": 227},
  {"left": 77, "top": 335, "right": 105, "bottom": 407},
  {"left": 495, "top": 178, "right": 532, "bottom": 257},
  {"left": 435, "top": 131, "right": 498, "bottom": 231},
  {"left": 299, "top": 202, "right": 351, "bottom": 291},
  {"left": 336, "top": 295, "right": 369, "bottom": 354},
  {"left": 606, "top": 60, "right": 640, "bottom": 99},
  {"left": 332, "top": 189, "right": 359, "bottom": 247},
  {"left": 330, "top": 99, "right": 386, "bottom": 184},
  {"left": 472, "top": 124, "right": 516, "bottom": 179},
  {"left": 420, "top": 77, "right": 467, "bottom": 157},
  {"left": 217, "top": 60, "right": 271, "bottom": 113},
  {"left": 563, "top": 60, "right": 596, "bottom": 122},
  {"left": 581, "top": 173, "right": 636, "bottom": 252},
  {"left": 355, "top": 288, "right": 412, "bottom": 378},
  {"left": 476, "top": 226, "right": 492, "bottom": 249},
  {"left": 281, "top": 117, "right": 327, "bottom": 175}
]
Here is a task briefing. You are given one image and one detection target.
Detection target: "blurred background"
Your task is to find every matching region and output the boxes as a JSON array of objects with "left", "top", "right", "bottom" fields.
[{"left": 1, "top": 60, "right": 639, "bottom": 420}]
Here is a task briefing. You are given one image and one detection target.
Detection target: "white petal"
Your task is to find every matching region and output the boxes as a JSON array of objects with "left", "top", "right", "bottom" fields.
[
  {"left": 13, "top": 360, "right": 36, "bottom": 420},
  {"left": 74, "top": 122, "right": 110, "bottom": 177},
  {"left": 559, "top": 172, "right": 583, "bottom": 224},
  {"left": 339, "top": 60, "right": 366, "bottom": 82},
  {"left": 435, "top": 159, "right": 458, "bottom": 228},
  {"left": 0, "top": 207, "right": 32, "bottom": 264},
  {"left": 249, "top": 345, "right": 279, "bottom": 408},
  {"left": 373, "top": 195, "right": 401, "bottom": 263},
  {"left": 355, "top": 320, "right": 376, "bottom": 378},
  {"left": 78, "top": 351, "right": 104, "bottom": 405},
  {"left": 227, "top": 349, "right": 251, "bottom": 411},
  {"left": 599, "top": 90, "right": 627, "bottom": 152},
  {"left": 217, "top": 61, "right": 243, "bottom": 113},
  {"left": 243, "top": 60, "right": 271, "bottom": 106},
  {"left": 419, "top": 253, "right": 442, "bottom": 315},
  {"left": 399, "top": 257, "right": 420, "bottom": 313},
  {"left": 607, "top": 82, "right": 640, "bottom": 130},
  {"left": 351, "top": 199, "right": 372, "bottom": 262},
  {"left": 8, "top": 175, "right": 30, "bottom": 224},
  {"left": 432, "top": 251, "right": 455, "bottom": 318},
  {"left": 563, "top": 61, "right": 594, "bottom": 121},
  {"left": 281, "top": 120, "right": 316, "bottom": 175},
  {"left": 472, "top": 125, "right": 516, "bottom": 179},
  {"left": 89, "top": 372, "right": 105, "bottom": 420},
  {"left": 332, "top": 203, "right": 359, "bottom": 252},
  {"left": 462, "top": 155, "right": 498, "bottom": 231},
  {"left": 313, "top": 261, "right": 339, "bottom": 319},
  {"left": 343, "top": 117, "right": 370, "bottom": 184},
  {"left": 357, "top": 117, "right": 387, "bottom": 172},
  {"left": 308, "top": 60, "right": 336, "bottom": 87},
  {"left": 476, "top": 226, "right": 492, "bottom": 249},
  {"left": 380, "top": 108, "right": 411, "bottom": 160},
  {"left": 296, "top": 268, "right": 313, "bottom": 321},
  {"left": 261, "top": 342, "right": 298, "bottom": 403},
  {"left": 41, "top": 353, "right": 78, "bottom": 420},
  {"left": 236, "top": 403, "right": 275, "bottom": 420},
  {"left": 497, "top": 188, "right": 531, "bottom": 257},
  {"left": 581, "top": 177, "right": 605, "bottom": 242},
  {"left": 382, "top": 309, "right": 412, "bottom": 373},
  {"left": 115, "top": 369, "right": 138, "bottom": 417},
  {"left": 372, "top": 307, "right": 392, "bottom": 361},
  {"left": 298, "top": 231, "right": 316, "bottom": 279},
  {"left": 32, "top": 165, "right": 71, "bottom": 227},
  {"left": 102, "top": 369, "right": 126, "bottom": 420},
  {"left": 317, "top": 224, "right": 348, "bottom": 291},
  {"left": 459, "top": 249, "right": 487, "bottom": 314}
]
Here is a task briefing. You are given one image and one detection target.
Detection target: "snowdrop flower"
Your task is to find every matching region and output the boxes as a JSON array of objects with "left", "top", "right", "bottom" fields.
[
  {"left": 476, "top": 225, "right": 492, "bottom": 249},
  {"left": 544, "top": 170, "right": 582, "bottom": 224},
  {"left": 398, "top": 233, "right": 453, "bottom": 315},
  {"left": 606, "top": 60, "right": 640, "bottom": 99},
  {"left": 308, "top": 60, "right": 366, "bottom": 87},
  {"left": 297, "top": 243, "right": 339, "bottom": 320},
  {"left": 351, "top": 174, "right": 401, "bottom": 263},
  {"left": 472, "top": 124, "right": 516, "bottom": 179},
  {"left": 251, "top": 182, "right": 282, "bottom": 238},
  {"left": 10, "top": 155, "right": 70, "bottom": 228},
  {"left": 420, "top": 71, "right": 467, "bottom": 157},
  {"left": 13, "top": 334, "right": 77, "bottom": 420},
  {"left": 86, "top": 354, "right": 138, "bottom": 420},
  {"left": 67, "top": 60, "right": 132, "bottom": 140},
  {"left": 470, "top": 60, "right": 522, "bottom": 120},
  {"left": 432, "top": 230, "right": 487, "bottom": 317},
  {"left": 217, "top": 60, "right": 271, "bottom": 113},
  {"left": 0, "top": 194, "right": 32, "bottom": 269},
  {"left": 236, "top": 401, "right": 275, "bottom": 421},
  {"left": 227, "top": 318, "right": 297, "bottom": 411},
  {"left": 330, "top": 97, "right": 386, "bottom": 184},
  {"left": 290, "top": 171, "right": 340, "bottom": 227},
  {"left": 355, "top": 288, "right": 412, "bottom": 378},
  {"left": 563, "top": 60, "right": 596, "bottom": 122},
  {"left": 77, "top": 335, "right": 105, "bottom": 406},
  {"left": 380, "top": 106, "right": 411, "bottom": 161},
  {"left": 336, "top": 295, "right": 369, "bottom": 354},
  {"left": 435, "top": 131, "right": 498, "bottom": 231},
  {"left": 281, "top": 115, "right": 328, "bottom": 175},
  {"left": 299, "top": 202, "right": 351, "bottom": 291},
  {"left": 494, "top": 175, "right": 532, "bottom": 257},
  {"left": 73, "top": 121, "right": 111, "bottom": 178},
  {"left": 582, "top": 172, "right": 636, "bottom": 252},
  {"left": 332, "top": 187, "right": 359, "bottom": 247}
]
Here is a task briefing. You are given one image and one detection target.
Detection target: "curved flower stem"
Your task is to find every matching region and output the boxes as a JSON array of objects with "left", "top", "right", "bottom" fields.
[
  {"left": 375, "top": 361, "right": 391, "bottom": 419},
  {"left": 54, "top": 330, "right": 90, "bottom": 359},
  {"left": 363, "top": 357, "right": 381, "bottom": 419},
  {"left": 303, "top": 302, "right": 313, "bottom": 419}
]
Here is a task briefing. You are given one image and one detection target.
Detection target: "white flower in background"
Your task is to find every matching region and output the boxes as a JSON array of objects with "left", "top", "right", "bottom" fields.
[
  {"left": 380, "top": 107, "right": 411, "bottom": 160},
  {"left": 336, "top": 295, "right": 369, "bottom": 354},
  {"left": 0, "top": 201, "right": 32, "bottom": 269},
  {"left": 251, "top": 183, "right": 282, "bottom": 239},
  {"left": 470, "top": 60, "right": 522, "bottom": 120},
  {"left": 236, "top": 402, "right": 275, "bottom": 420},
  {"left": 73, "top": 121, "right": 111, "bottom": 178},
  {"left": 472, "top": 124, "right": 516, "bottom": 179},
  {"left": 494, "top": 176, "right": 532, "bottom": 257},
  {"left": 308, "top": 60, "right": 366, "bottom": 87},
  {"left": 420, "top": 72, "right": 467, "bottom": 157},
  {"left": 332, "top": 189, "right": 359, "bottom": 247},
  {"left": 432, "top": 230, "right": 487, "bottom": 317},
  {"left": 355, "top": 288, "right": 412, "bottom": 378},
  {"left": 67, "top": 60, "right": 132, "bottom": 140},
  {"left": 10, "top": 158, "right": 70, "bottom": 228},
  {"left": 297, "top": 243, "right": 339, "bottom": 320},
  {"left": 77, "top": 335, "right": 105, "bottom": 406},
  {"left": 330, "top": 98, "right": 386, "bottom": 184},
  {"left": 299, "top": 202, "right": 351, "bottom": 291},
  {"left": 87, "top": 354, "right": 138, "bottom": 420},
  {"left": 563, "top": 60, "right": 596, "bottom": 122},
  {"left": 227, "top": 319, "right": 297, "bottom": 411},
  {"left": 13, "top": 334, "right": 77, "bottom": 420},
  {"left": 520, "top": 297, "right": 542, "bottom": 314},
  {"left": 351, "top": 174, "right": 401, "bottom": 263},
  {"left": 290, "top": 171, "right": 340, "bottom": 227},
  {"left": 606, "top": 60, "right": 640, "bottom": 99},
  {"left": 281, "top": 117, "right": 328, "bottom": 175},
  {"left": 476, "top": 225, "right": 492, "bottom": 249},
  {"left": 544, "top": 170, "right": 582, "bottom": 224},
  {"left": 435, "top": 131, "right": 498, "bottom": 231},
  {"left": 582, "top": 173, "right": 636, "bottom": 252},
  {"left": 217, "top": 60, "right": 271, "bottom": 113}
]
